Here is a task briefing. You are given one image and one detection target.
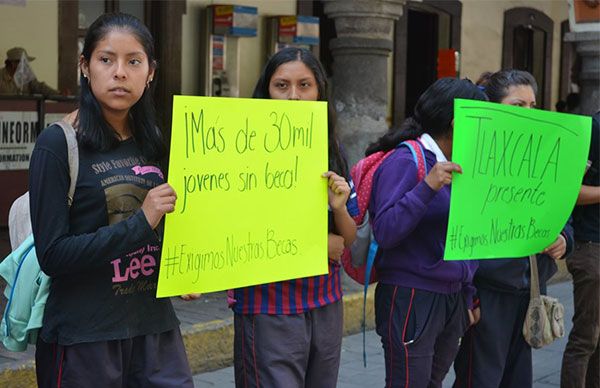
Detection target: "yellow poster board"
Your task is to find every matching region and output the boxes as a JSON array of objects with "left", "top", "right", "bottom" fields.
[{"left": 157, "top": 96, "right": 329, "bottom": 297}]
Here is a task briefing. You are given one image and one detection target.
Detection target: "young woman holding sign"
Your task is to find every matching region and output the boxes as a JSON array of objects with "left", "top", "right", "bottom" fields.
[
  {"left": 230, "top": 47, "right": 358, "bottom": 388},
  {"left": 366, "top": 78, "right": 486, "bottom": 388},
  {"left": 29, "top": 13, "right": 193, "bottom": 387},
  {"left": 452, "top": 69, "right": 574, "bottom": 388}
]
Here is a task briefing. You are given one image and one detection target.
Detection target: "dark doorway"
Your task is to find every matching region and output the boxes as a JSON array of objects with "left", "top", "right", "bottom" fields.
[
  {"left": 502, "top": 7, "right": 553, "bottom": 109},
  {"left": 512, "top": 25, "right": 547, "bottom": 107},
  {"left": 393, "top": 1, "right": 462, "bottom": 126},
  {"left": 405, "top": 9, "right": 439, "bottom": 118}
]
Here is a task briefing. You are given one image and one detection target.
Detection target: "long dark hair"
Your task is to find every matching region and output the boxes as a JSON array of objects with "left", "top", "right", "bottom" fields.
[
  {"left": 366, "top": 78, "right": 487, "bottom": 156},
  {"left": 483, "top": 69, "right": 538, "bottom": 103},
  {"left": 78, "top": 12, "right": 165, "bottom": 161},
  {"left": 253, "top": 47, "right": 348, "bottom": 178}
]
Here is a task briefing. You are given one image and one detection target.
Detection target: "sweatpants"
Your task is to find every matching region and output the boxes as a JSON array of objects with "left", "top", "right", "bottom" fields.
[
  {"left": 452, "top": 288, "right": 531, "bottom": 388},
  {"left": 375, "top": 284, "right": 469, "bottom": 388},
  {"left": 233, "top": 299, "right": 343, "bottom": 388},
  {"left": 35, "top": 329, "right": 193, "bottom": 388},
  {"left": 561, "top": 241, "right": 600, "bottom": 388}
]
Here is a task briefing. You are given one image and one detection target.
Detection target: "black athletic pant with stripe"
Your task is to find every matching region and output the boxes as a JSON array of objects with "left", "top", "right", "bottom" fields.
[
  {"left": 452, "top": 288, "right": 531, "bottom": 388},
  {"left": 35, "top": 329, "right": 193, "bottom": 388},
  {"left": 375, "top": 284, "right": 469, "bottom": 388}
]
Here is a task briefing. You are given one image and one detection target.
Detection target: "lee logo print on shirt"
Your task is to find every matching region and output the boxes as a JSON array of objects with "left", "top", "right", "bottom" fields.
[{"left": 91, "top": 155, "right": 164, "bottom": 296}]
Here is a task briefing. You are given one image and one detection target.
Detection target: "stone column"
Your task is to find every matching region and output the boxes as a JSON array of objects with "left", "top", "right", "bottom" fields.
[
  {"left": 565, "top": 31, "right": 600, "bottom": 116},
  {"left": 324, "top": 0, "right": 405, "bottom": 166}
]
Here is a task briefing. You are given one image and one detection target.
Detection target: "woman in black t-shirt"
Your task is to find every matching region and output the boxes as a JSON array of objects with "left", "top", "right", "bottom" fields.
[{"left": 29, "top": 13, "right": 193, "bottom": 387}]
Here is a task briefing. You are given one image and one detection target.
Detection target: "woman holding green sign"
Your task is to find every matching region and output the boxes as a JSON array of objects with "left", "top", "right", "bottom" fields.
[
  {"left": 452, "top": 69, "right": 574, "bottom": 388},
  {"left": 230, "top": 47, "right": 358, "bottom": 388}
]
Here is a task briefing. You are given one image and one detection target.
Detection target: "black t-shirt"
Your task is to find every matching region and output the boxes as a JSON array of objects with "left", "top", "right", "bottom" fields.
[
  {"left": 29, "top": 124, "right": 178, "bottom": 345},
  {"left": 573, "top": 113, "right": 600, "bottom": 242}
]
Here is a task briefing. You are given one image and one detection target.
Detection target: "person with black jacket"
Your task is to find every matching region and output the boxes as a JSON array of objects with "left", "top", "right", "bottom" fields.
[
  {"left": 561, "top": 112, "right": 600, "bottom": 388},
  {"left": 29, "top": 13, "right": 193, "bottom": 387}
]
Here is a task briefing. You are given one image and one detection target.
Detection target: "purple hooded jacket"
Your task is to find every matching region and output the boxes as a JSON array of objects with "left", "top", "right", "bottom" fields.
[{"left": 369, "top": 144, "right": 478, "bottom": 308}]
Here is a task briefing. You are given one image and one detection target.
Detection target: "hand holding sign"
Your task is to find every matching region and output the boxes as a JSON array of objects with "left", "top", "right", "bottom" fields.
[
  {"left": 180, "top": 293, "right": 202, "bottom": 301},
  {"left": 542, "top": 234, "right": 567, "bottom": 260},
  {"left": 323, "top": 171, "right": 350, "bottom": 210},
  {"left": 425, "top": 162, "right": 463, "bottom": 191},
  {"left": 328, "top": 233, "right": 345, "bottom": 262},
  {"left": 142, "top": 183, "right": 177, "bottom": 230}
]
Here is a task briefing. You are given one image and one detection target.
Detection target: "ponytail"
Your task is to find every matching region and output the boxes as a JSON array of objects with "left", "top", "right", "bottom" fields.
[{"left": 365, "top": 117, "right": 424, "bottom": 156}]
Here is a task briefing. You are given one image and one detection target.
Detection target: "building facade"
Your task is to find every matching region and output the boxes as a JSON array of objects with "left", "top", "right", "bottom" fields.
[{"left": 0, "top": 0, "right": 595, "bottom": 222}]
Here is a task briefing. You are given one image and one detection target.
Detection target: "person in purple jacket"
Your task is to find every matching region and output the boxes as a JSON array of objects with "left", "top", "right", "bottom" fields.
[{"left": 367, "top": 78, "right": 487, "bottom": 388}]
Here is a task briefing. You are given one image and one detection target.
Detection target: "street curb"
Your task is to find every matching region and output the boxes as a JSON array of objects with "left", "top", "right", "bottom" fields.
[
  {"left": 0, "top": 361, "right": 36, "bottom": 388},
  {"left": 0, "top": 289, "right": 376, "bottom": 386}
]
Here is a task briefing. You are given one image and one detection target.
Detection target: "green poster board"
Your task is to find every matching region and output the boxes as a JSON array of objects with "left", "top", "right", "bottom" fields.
[
  {"left": 445, "top": 99, "right": 591, "bottom": 260},
  {"left": 157, "top": 96, "right": 328, "bottom": 297}
]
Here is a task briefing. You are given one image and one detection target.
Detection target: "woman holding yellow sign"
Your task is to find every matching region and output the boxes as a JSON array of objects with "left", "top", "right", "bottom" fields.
[
  {"left": 452, "top": 69, "right": 574, "bottom": 388},
  {"left": 230, "top": 47, "right": 358, "bottom": 388}
]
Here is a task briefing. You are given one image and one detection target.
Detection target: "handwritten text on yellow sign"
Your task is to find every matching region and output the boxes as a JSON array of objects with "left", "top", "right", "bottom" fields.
[{"left": 157, "top": 96, "right": 329, "bottom": 297}]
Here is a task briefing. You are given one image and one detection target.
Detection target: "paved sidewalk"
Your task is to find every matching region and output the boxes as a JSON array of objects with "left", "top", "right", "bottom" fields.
[{"left": 194, "top": 280, "right": 575, "bottom": 387}]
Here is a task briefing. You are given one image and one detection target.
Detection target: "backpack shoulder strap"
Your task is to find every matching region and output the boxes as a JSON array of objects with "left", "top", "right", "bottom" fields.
[
  {"left": 350, "top": 150, "right": 397, "bottom": 224},
  {"left": 399, "top": 139, "right": 428, "bottom": 181},
  {"left": 53, "top": 121, "right": 79, "bottom": 206}
]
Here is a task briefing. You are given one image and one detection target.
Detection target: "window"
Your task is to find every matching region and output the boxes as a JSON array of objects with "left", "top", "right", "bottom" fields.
[{"left": 502, "top": 8, "right": 553, "bottom": 109}]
